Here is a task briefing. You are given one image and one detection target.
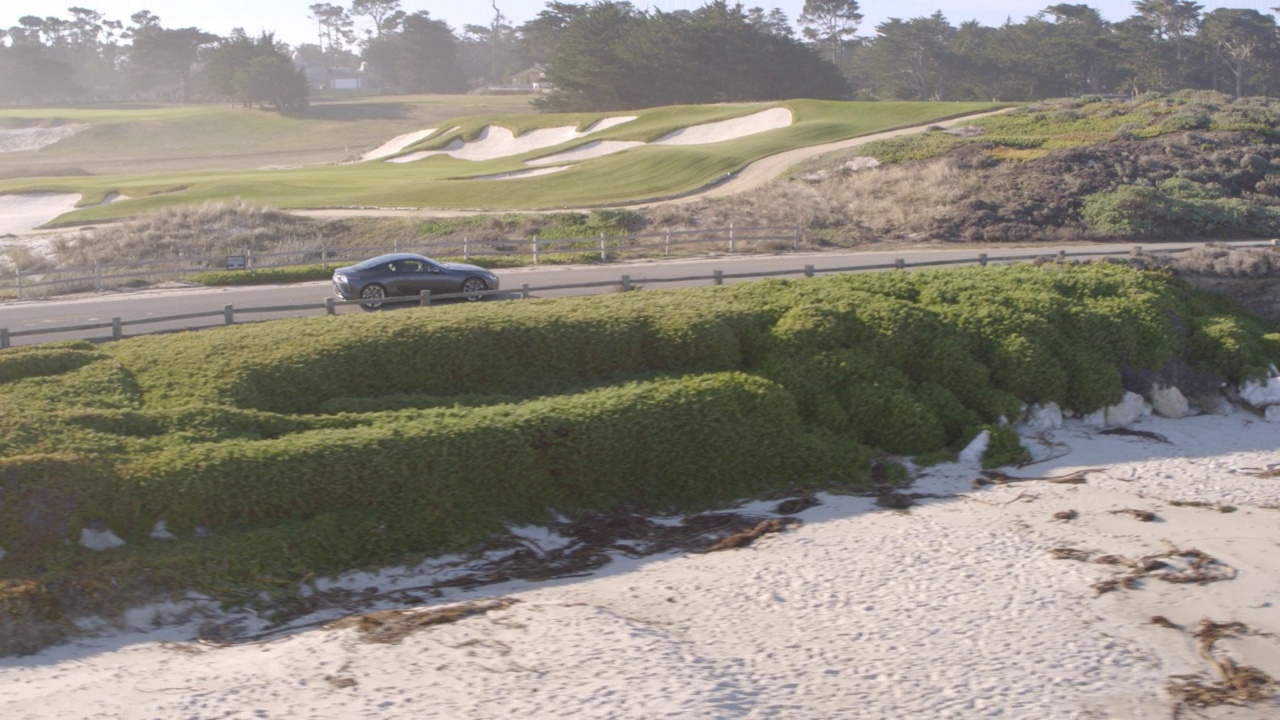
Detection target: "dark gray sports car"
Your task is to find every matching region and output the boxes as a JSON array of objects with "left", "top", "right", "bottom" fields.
[{"left": 332, "top": 253, "right": 500, "bottom": 308}]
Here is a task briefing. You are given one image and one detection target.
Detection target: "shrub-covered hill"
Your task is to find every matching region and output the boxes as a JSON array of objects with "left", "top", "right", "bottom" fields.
[
  {"left": 1, "top": 262, "right": 1278, "bottom": 654},
  {"left": 661, "top": 91, "right": 1280, "bottom": 245}
]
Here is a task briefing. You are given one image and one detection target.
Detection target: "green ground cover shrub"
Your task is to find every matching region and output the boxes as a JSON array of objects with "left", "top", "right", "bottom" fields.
[
  {"left": 1, "top": 262, "right": 1276, "bottom": 652},
  {"left": 0, "top": 341, "right": 105, "bottom": 384}
]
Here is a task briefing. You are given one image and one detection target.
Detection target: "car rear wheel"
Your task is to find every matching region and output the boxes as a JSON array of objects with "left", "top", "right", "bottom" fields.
[
  {"left": 360, "top": 284, "right": 386, "bottom": 310},
  {"left": 461, "top": 277, "right": 487, "bottom": 302}
]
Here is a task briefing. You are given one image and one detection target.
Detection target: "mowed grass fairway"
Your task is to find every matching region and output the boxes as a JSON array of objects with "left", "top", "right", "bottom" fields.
[
  {"left": 0, "top": 94, "right": 537, "bottom": 178},
  {"left": 0, "top": 99, "right": 1002, "bottom": 225}
]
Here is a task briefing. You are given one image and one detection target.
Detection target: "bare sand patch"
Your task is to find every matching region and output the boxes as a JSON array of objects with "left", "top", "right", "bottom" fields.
[
  {"left": 381, "top": 116, "right": 638, "bottom": 164},
  {"left": 359, "top": 128, "right": 437, "bottom": 162},
  {"left": 0, "top": 193, "right": 81, "bottom": 235},
  {"left": 652, "top": 107, "right": 792, "bottom": 146},
  {"left": 471, "top": 166, "right": 570, "bottom": 181},
  {"left": 583, "top": 116, "right": 636, "bottom": 132},
  {"left": 0, "top": 124, "right": 90, "bottom": 154},
  {"left": 527, "top": 140, "right": 646, "bottom": 166}
]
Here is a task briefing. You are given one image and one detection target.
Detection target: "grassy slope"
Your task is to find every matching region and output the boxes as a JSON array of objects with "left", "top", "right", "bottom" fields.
[
  {"left": 0, "top": 100, "right": 1001, "bottom": 223},
  {"left": 0, "top": 94, "right": 538, "bottom": 178}
]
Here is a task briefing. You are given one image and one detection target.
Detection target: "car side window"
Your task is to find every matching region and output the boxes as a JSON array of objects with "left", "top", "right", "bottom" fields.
[{"left": 402, "top": 260, "right": 424, "bottom": 273}]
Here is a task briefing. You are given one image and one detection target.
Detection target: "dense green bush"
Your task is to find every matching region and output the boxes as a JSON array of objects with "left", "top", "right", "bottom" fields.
[
  {"left": 3, "top": 261, "right": 1277, "bottom": 649},
  {"left": 0, "top": 342, "right": 105, "bottom": 385},
  {"left": 111, "top": 372, "right": 856, "bottom": 544},
  {"left": 1082, "top": 183, "right": 1280, "bottom": 239}
]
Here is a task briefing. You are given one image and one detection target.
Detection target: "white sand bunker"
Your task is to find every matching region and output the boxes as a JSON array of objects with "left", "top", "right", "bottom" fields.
[
  {"left": 0, "top": 123, "right": 90, "bottom": 154},
  {"left": 653, "top": 107, "right": 792, "bottom": 146},
  {"left": 382, "top": 108, "right": 794, "bottom": 168},
  {"left": 527, "top": 140, "right": 644, "bottom": 167},
  {"left": 528, "top": 107, "right": 795, "bottom": 167},
  {"left": 385, "top": 116, "right": 636, "bottom": 163},
  {"left": 360, "top": 128, "right": 437, "bottom": 162},
  {"left": 0, "top": 193, "right": 80, "bottom": 234},
  {"left": 471, "top": 166, "right": 570, "bottom": 181}
]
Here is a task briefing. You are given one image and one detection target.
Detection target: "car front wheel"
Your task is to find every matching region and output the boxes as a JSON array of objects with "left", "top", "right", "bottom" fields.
[
  {"left": 360, "top": 284, "right": 386, "bottom": 310},
  {"left": 461, "top": 277, "right": 487, "bottom": 302}
]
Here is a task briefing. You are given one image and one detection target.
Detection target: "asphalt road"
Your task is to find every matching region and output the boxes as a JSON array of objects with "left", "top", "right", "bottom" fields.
[{"left": 0, "top": 241, "right": 1268, "bottom": 348}]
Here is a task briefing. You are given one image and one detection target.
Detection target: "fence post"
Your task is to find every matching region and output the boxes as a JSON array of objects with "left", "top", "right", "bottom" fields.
[
  {"left": 0, "top": 328, "right": 9, "bottom": 349},
  {"left": 420, "top": 290, "right": 432, "bottom": 307},
  {"left": 245, "top": 248, "right": 254, "bottom": 273},
  {"left": 804, "top": 264, "right": 814, "bottom": 278},
  {"left": 395, "top": 238, "right": 400, "bottom": 252},
  {"left": 464, "top": 236, "right": 470, "bottom": 261},
  {"left": 521, "top": 283, "right": 530, "bottom": 299},
  {"left": 794, "top": 225, "right": 800, "bottom": 250},
  {"left": 533, "top": 239, "right": 540, "bottom": 265},
  {"left": 224, "top": 304, "right": 234, "bottom": 325},
  {"left": 600, "top": 232, "right": 607, "bottom": 262},
  {"left": 713, "top": 270, "right": 724, "bottom": 286},
  {"left": 322, "top": 239, "right": 329, "bottom": 269},
  {"left": 729, "top": 223, "right": 735, "bottom": 253},
  {"left": 621, "top": 275, "right": 631, "bottom": 292},
  {"left": 16, "top": 268, "right": 22, "bottom": 300},
  {"left": 895, "top": 258, "right": 905, "bottom": 270},
  {"left": 665, "top": 228, "right": 671, "bottom": 256},
  {"left": 94, "top": 261, "right": 102, "bottom": 292},
  {"left": 325, "top": 296, "right": 336, "bottom": 315},
  {"left": 979, "top": 253, "right": 988, "bottom": 266},
  {"left": 112, "top": 317, "right": 122, "bottom": 340}
]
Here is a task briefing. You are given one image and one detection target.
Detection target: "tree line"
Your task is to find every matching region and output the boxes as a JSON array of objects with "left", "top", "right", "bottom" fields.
[{"left": 0, "top": 1, "right": 1276, "bottom": 111}]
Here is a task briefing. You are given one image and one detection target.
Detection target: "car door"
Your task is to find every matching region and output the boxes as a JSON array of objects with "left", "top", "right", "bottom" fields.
[
  {"left": 420, "top": 259, "right": 458, "bottom": 296},
  {"left": 392, "top": 259, "right": 432, "bottom": 296}
]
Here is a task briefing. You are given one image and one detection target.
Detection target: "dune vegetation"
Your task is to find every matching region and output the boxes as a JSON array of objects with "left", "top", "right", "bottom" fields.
[{"left": 2, "top": 261, "right": 1277, "bottom": 654}]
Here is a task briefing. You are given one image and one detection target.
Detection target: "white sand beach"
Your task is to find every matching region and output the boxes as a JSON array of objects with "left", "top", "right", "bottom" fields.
[{"left": 1, "top": 405, "right": 1277, "bottom": 719}]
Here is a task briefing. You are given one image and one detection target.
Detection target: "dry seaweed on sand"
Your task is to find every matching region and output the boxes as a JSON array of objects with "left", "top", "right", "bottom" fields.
[
  {"left": 971, "top": 468, "right": 1101, "bottom": 488},
  {"left": 1052, "top": 509, "right": 1078, "bottom": 522},
  {"left": 325, "top": 598, "right": 520, "bottom": 645},
  {"left": 700, "top": 518, "right": 801, "bottom": 552},
  {"left": 1108, "top": 508, "right": 1158, "bottom": 522},
  {"left": 772, "top": 494, "right": 821, "bottom": 515},
  {"left": 1100, "top": 427, "right": 1171, "bottom": 443},
  {"left": 1048, "top": 545, "right": 1235, "bottom": 595},
  {"left": 1168, "top": 500, "right": 1237, "bottom": 513},
  {"left": 198, "top": 508, "right": 806, "bottom": 646},
  {"left": 1169, "top": 620, "right": 1277, "bottom": 718}
]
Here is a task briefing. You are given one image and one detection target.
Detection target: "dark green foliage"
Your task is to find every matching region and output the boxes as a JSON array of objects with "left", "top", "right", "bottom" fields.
[
  {"left": 2, "top": 262, "right": 1276, "bottom": 646},
  {"left": 980, "top": 425, "right": 1032, "bottom": 469},
  {"left": 0, "top": 455, "right": 119, "bottom": 554},
  {"left": 111, "top": 373, "right": 856, "bottom": 543},
  {"left": 537, "top": 1, "right": 847, "bottom": 111},
  {"left": 0, "top": 342, "right": 104, "bottom": 385}
]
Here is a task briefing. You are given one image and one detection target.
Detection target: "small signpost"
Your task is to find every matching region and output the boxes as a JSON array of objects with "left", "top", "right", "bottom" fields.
[{"left": 226, "top": 255, "right": 247, "bottom": 270}]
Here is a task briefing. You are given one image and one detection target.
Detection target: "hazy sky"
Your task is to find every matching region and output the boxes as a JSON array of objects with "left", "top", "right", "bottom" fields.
[{"left": 1, "top": 1, "right": 1270, "bottom": 47}]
